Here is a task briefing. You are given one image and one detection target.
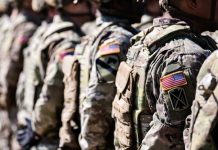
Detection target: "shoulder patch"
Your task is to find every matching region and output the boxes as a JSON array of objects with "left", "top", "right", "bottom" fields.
[
  {"left": 168, "top": 88, "right": 189, "bottom": 111},
  {"left": 17, "top": 35, "right": 29, "bottom": 45},
  {"left": 160, "top": 71, "right": 187, "bottom": 91},
  {"left": 57, "top": 48, "right": 74, "bottom": 61},
  {"left": 97, "top": 39, "right": 121, "bottom": 57}
]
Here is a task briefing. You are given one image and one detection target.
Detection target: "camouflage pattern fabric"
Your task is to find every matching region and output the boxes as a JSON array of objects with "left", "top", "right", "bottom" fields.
[
  {"left": 0, "top": 10, "right": 41, "bottom": 150},
  {"left": 202, "top": 31, "right": 218, "bottom": 46},
  {"left": 5, "top": 10, "right": 41, "bottom": 115},
  {"left": 138, "top": 19, "right": 217, "bottom": 150},
  {"left": 112, "top": 17, "right": 218, "bottom": 150},
  {"left": 59, "top": 20, "right": 105, "bottom": 150},
  {"left": 183, "top": 50, "right": 218, "bottom": 150},
  {"left": 77, "top": 16, "right": 138, "bottom": 150},
  {"left": 81, "top": 20, "right": 97, "bottom": 35},
  {"left": 31, "top": 15, "right": 84, "bottom": 150},
  {"left": 16, "top": 21, "right": 50, "bottom": 128},
  {"left": 0, "top": 14, "right": 11, "bottom": 108},
  {"left": 0, "top": 14, "right": 11, "bottom": 150}
]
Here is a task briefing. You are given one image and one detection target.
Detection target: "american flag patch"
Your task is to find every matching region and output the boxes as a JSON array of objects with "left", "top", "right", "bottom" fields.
[
  {"left": 160, "top": 71, "right": 187, "bottom": 91},
  {"left": 58, "top": 48, "right": 74, "bottom": 61},
  {"left": 98, "top": 39, "right": 120, "bottom": 57},
  {"left": 99, "top": 44, "right": 120, "bottom": 56}
]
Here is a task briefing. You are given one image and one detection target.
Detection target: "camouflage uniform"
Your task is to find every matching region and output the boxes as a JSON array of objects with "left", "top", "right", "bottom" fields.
[
  {"left": 15, "top": 0, "right": 49, "bottom": 116},
  {"left": 202, "top": 31, "right": 218, "bottom": 45},
  {"left": 16, "top": 21, "right": 50, "bottom": 128},
  {"left": 112, "top": 17, "right": 218, "bottom": 150},
  {"left": 0, "top": 11, "right": 12, "bottom": 150},
  {"left": 5, "top": 10, "right": 41, "bottom": 114},
  {"left": 81, "top": 20, "right": 97, "bottom": 35},
  {"left": 31, "top": 14, "right": 84, "bottom": 150},
  {"left": 0, "top": 7, "right": 11, "bottom": 108},
  {"left": 0, "top": 8, "right": 41, "bottom": 149},
  {"left": 183, "top": 33, "right": 218, "bottom": 150},
  {"left": 74, "top": 15, "right": 138, "bottom": 150},
  {"left": 0, "top": 10, "right": 11, "bottom": 150},
  {"left": 59, "top": 22, "right": 97, "bottom": 149},
  {"left": 5, "top": 10, "right": 41, "bottom": 149}
]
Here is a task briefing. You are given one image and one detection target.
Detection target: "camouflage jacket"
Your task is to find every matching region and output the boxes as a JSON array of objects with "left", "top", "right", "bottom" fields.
[
  {"left": 31, "top": 14, "right": 84, "bottom": 145},
  {"left": 112, "top": 17, "right": 218, "bottom": 150},
  {"left": 183, "top": 50, "right": 218, "bottom": 150},
  {"left": 75, "top": 15, "right": 138, "bottom": 150},
  {"left": 3, "top": 10, "right": 41, "bottom": 111},
  {"left": 16, "top": 21, "right": 50, "bottom": 127}
]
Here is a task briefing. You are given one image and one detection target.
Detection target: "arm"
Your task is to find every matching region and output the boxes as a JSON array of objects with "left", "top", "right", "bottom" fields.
[
  {"left": 6, "top": 23, "right": 37, "bottom": 110},
  {"left": 79, "top": 36, "right": 130, "bottom": 149},
  {"left": 141, "top": 49, "right": 210, "bottom": 149}
]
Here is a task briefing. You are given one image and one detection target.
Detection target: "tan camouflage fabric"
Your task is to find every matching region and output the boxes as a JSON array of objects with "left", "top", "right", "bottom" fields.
[
  {"left": 59, "top": 21, "right": 100, "bottom": 150},
  {"left": 112, "top": 17, "right": 218, "bottom": 150},
  {"left": 0, "top": 10, "right": 40, "bottom": 150},
  {"left": 0, "top": 14, "right": 12, "bottom": 150},
  {"left": 76, "top": 16, "right": 137, "bottom": 150},
  {"left": 0, "top": 14, "right": 11, "bottom": 108},
  {"left": 81, "top": 20, "right": 98, "bottom": 35},
  {"left": 183, "top": 50, "right": 218, "bottom": 150},
  {"left": 31, "top": 15, "right": 84, "bottom": 150},
  {"left": 202, "top": 31, "right": 218, "bottom": 46},
  {"left": 16, "top": 21, "right": 50, "bottom": 128},
  {"left": 138, "top": 20, "right": 217, "bottom": 150}
]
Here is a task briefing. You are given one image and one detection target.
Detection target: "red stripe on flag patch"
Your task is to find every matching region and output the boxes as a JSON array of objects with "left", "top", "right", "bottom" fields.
[{"left": 160, "top": 71, "right": 187, "bottom": 91}]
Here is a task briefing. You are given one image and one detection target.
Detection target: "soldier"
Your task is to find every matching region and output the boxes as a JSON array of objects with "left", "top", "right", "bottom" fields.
[
  {"left": 183, "top": 49, "right": 218, "bottom": 150},
  {"left": 16, "top": 0, "right": 54, "bottom": 134},
  {"left": 60, "top": 0, "right": 144, "bottom": 149},
  {"left": 0, "top": 0, "right": 41, "bottom": 149},
  {"left": 17, "top": 0, "right": 95, "bottom": 149},
  {"left": 0, "top": 1, "right": 13, "bottom": 149},
  {"left": 112, "top": 0, "right": 218, "bottom": 149}
]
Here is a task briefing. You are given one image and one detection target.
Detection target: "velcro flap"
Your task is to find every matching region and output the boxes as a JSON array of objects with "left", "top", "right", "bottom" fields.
[
  {"left": 62, "top": 56, "right": 78, "bottom": 77},
  {"left": 116, "top": 62, "right": 132, "bottom": 93}
]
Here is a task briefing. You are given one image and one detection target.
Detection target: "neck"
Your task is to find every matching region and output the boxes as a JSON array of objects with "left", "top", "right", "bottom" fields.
[
  {"left": 70, "top": 16, "right": 92, "bottom": 27},
  {"left": 59, "top": 11, "right": 93, "bottom": 27},
  {"left": 163, "top": 12, "right": 209, "bottom": 33}
]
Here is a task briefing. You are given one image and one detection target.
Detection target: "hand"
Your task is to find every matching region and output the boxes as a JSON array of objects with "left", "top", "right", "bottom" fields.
[{"left": 17, "top": 119, "right": 40, "bottom": 150}]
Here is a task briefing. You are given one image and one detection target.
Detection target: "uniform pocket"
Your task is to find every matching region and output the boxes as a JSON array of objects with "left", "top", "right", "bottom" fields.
[{"left": 112, "top": 62, "right": 135, "bottom": 149}]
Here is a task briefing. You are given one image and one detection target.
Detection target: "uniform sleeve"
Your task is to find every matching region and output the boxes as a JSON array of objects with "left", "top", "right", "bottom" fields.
[
  {"left": 32, "top": 55, "right": 64, "bottom": 136},
  {"left": 184, "top": 51, "right": 218, "bottom": 150},
  {"left": 59, "top": 55, "right": 80, "bottom": 149},
  {"left": 140, "top": 50, "right": 210, "bottom": 149},
  {"left": 32, "top": 38, "right": 77, "bottom": 137},
  {"left": 5, "top": 23, "right": 37, "bottom": 109},
  {"left": 79, "top": 35, "right": 131, "bottom": 149}
]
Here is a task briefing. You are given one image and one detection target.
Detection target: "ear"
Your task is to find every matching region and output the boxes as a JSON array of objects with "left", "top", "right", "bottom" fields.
[{"left": 185, "top": 0, "right": 198, "bottom": 10}]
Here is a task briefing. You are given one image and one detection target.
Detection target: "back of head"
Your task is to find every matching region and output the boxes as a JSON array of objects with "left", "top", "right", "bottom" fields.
[
  {"left": 13, "top": 0, "right": 33, "bottom": 10},
  {"left": 91, "top": 0, "right": 145, "bottom": 23},
  {"left": 159, "top": 0, "right": 218, "bottom": 31}
]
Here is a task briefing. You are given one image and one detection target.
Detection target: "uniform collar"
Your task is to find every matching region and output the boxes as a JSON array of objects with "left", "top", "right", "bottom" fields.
[{"left": 153, "top": 17, "right": 187, "bottom": 27}]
